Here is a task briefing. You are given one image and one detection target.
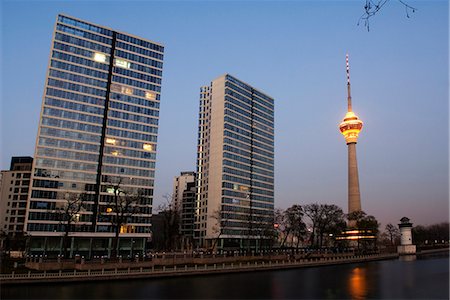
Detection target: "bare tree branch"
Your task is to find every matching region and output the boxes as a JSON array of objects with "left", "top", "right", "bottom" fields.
[{"left": 358, "top": 0, "right": 417, "bottom": 31}]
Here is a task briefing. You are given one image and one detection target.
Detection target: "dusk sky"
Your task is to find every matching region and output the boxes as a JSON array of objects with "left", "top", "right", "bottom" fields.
[{"left": 1, "top": 0, "right": 448, "bottom": 228}]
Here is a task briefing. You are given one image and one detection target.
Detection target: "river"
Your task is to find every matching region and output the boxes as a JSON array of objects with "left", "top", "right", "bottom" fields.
[{"left": 2, "top": 253, "right": 448, "bottom": 299}]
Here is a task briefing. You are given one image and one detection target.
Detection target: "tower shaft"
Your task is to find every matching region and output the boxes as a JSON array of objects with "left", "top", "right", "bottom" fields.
[{"left": 348, "top": 142, "right": 361, "bottom": 227}]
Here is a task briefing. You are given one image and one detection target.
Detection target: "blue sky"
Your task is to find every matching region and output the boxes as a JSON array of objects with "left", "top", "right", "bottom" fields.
[{"left": 1, "top": 0, "right": 448, "bottom": 227}]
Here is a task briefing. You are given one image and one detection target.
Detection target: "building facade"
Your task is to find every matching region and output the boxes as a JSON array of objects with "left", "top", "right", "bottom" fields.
[
  {"left": 25, "top": 14, "right": 164, "bottom": 257},
  {"left": 0, "top": 157, "right": 33, "bottom": 238},
  {"left": 172, "top": 172, "right": 196, "bottom": 249},
  {"left": 195, "top": 74, "right": 275, "bottom": 250},
  {"left": 171, "top": 171, "right": 195, "bottom": 212},
  {"left": 180, "top": 180, "right": 196, "bottom": 248}
]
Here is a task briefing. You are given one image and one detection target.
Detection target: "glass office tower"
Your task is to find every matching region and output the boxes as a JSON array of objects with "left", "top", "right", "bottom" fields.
[
  {"left": 25, "top": 14, "right": 163, "bottom": 257},
  {"left": 195, "top": 74, "right": 274, "bottom": 250}
]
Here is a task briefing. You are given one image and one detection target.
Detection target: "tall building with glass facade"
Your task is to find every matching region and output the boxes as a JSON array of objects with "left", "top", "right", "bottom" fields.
[
  {"left": 24, "top": 14, "right": 163, "bottom": 257},
  {"left": 195, "top": 74, "right": 274, "bottom": 249}
]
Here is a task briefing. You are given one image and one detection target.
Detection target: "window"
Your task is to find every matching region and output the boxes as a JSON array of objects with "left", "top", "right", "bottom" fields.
[
  {"left": 143, "top": 144, "right": 154, "bottom": 151},
  {"left": 105, "top": 138, "right": 116, "bottom": 145},
  {"left": 93, "top": 52, "right": 107, "bottom": 63},
  {"left": 145, "top": 91, "right": 156, "bottom": 100},
  {"left": 16, "top": 174, "right": 21, "bottom": 178},
  {"left": 114, "top": 58, "right": 130, "bottom": 69}
]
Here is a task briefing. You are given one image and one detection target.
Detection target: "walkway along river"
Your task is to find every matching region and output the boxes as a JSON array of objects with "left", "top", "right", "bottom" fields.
[{"left": 1, "top": 252, "right": 400, "bottom": 285}]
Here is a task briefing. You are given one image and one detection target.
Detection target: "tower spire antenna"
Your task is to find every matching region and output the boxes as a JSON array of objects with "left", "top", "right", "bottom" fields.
[
  {"left": 339, "top": 54, "right": 364, "bottom": 226},
  {"left": 346, "top": 54, "right": 352, "bottom": 112}
]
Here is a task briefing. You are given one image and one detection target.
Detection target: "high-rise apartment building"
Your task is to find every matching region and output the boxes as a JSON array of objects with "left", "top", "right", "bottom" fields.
[
  {"left": 180, "top": 181, "right": 196, "bottom": 245},
  {"left": 25, "top": 14, "right": 164, "bottom": 257},
  {"left": 0, "top": 157, "right": 33, "bottom": 237},
  {"left": 172, "top": 171, "right": 195, "bottom": 212},
  {"left": 171, "top": 172, "right": 196, "bottom": 249},
  {"left": 195, "top": 74, "right": 275, "bottom": 249}
]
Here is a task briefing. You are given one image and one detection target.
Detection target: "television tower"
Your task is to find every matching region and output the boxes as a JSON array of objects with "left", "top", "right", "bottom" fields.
[{"left": 339, "top": 54, "right": 364, "bottom": 226}]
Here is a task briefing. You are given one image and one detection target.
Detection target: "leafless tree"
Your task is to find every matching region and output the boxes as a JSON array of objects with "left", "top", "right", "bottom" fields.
[
  {"left": 156, "top": 196, "right": 181, "bottom": 251},
  {"left": 280, "top": 205, "right": 306, "bottom": 249},
  {"left": 304, "top": 203, "right": 346, "bottom": 247},
  {"left": 358, "top": 0, "right": 417, "bottom": 31},
  {"left": 210, "top": 208, "right": 224, "bottom": 251},
  {"left": 385, "top": 223, "right": 400, "bottom": 245},
  {"left": 303, "top": 203, "right": 320, "bottom": 247},
  {"left": 412, "top": 222, "right": 449, "bottom": 245},
  {"left": 106, "top": 180, "right": 140, "bottom": 257},
  {"left": 54, "top": 193, "right": 86, "bottom": 257}
]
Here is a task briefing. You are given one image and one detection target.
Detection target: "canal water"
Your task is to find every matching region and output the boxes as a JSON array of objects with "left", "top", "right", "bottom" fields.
[{"left": 2, "top": 253, "right": 448, "bottom": 299}]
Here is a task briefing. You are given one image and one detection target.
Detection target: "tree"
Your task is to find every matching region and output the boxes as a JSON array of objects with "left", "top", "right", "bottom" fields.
[
  {"left": 304, "top": 203, "right": 346, "bottom": 247},
  {"left": 357, "top": 214, "right": 379, "bottom": 235},
  {"left": 210, "top": 208, "right": 224, "bottom": 251},
  {"left": 106, "top": 180, "right": 140, "bottom": 258},
  {"left": 358, "top": 0, "right": 417, "bottom": 31},
  {"left": 303, "top": 203, "right": 321, "bottom": 247},
  {"left": 385, "top": 223, "right": 400, "bottom": 245},
  {"left": 281, "top": 205, "right": 306, "bottom": 248},
  {"left": 412, "top": 222, "right": 449, "bottom": 245},
  {"left": 347, "top": 210, "right": 367, "bottom": 228},
  {"left": 54, "top": 193, "right": 86, "bottom": 257},
  {"left": 320, "top": 205, "right": 347, "bottom": 247},
  {"left": 353, "top": 213, "right": 380, "bottom": 251},
  {"left": 273, "top": 208, "right": 285, "bottom": 246},
  {"left": 156, "top": 201, "right": 181, "bottom": 251}
]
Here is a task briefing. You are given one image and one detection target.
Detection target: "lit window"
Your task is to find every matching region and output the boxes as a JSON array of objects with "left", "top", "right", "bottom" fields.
[
  {"left": 145, "top": 92, "right": 156, "bottom": 100},
  {"left": 105, "top": 138, "right": 116, "bottom": 145},
  {"left": 93, "top": 53, "right": 107, "bottom": 63},
  {"left": 106, "top": 207, "right": 113, "bottom": 213},
  {"left": 239, "top": 186, "right": 249, "bottom": 192},
  {"left": 120, "top": 225, "right": 136, "bottom": 233},
  {"left": 114, "top": 59, "right": 131, "bottom": 69},
  {"left": 111, "top": 150, "right": 120, "bottom": 156},
  {"left": 122, "top": 87, "right": 133, "bottom": 95},
  {"left": 143, "top": 144, "right": 154, "bottom": 151}
]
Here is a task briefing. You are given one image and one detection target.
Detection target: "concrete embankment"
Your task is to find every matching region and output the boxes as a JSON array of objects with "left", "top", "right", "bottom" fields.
[{"left": 1, "top": 253, "right": 399, "bottom": 285}]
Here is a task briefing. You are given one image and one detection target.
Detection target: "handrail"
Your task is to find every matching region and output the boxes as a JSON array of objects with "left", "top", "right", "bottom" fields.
[{"left": 1, "top": 253, "right": 399, "bottom": 283}]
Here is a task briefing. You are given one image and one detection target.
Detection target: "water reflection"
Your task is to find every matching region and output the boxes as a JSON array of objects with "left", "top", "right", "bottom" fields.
[
  {"left": 399, "top": 255, "right": 417, "bottom": 262},
  {"left": 348, "top": 267, "right": 368, "bottom": 299}
]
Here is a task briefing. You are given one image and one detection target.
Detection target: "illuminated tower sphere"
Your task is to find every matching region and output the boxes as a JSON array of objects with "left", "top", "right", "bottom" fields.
[{"left": 339, "top": 55, "right": 364, "bottom": 226}]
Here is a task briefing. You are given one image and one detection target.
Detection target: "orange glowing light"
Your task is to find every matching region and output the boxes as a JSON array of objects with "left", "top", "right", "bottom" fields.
[{"left": 348, "top": 267, "right": 367, "bottom": 300}]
